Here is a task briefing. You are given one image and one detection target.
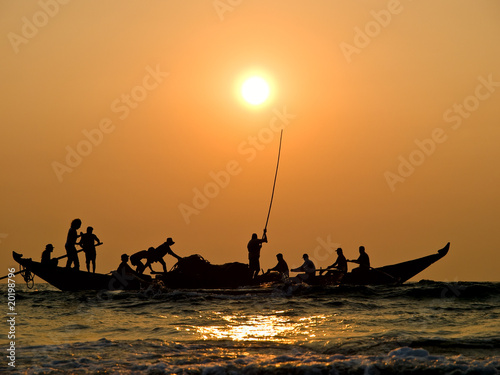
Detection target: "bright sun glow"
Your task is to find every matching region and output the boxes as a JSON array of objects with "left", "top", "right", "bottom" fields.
[{"left": 241, "top": 76, "right": 270, "bottom": 105}]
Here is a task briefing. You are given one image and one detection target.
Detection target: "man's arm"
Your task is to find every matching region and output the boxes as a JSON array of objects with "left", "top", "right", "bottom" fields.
[
  {"left": 262, "top": 230, "right": 268, "bottom": 243},
  {"left": 291, "top": 264, "right": 304, "bottom": 272},
  {"left": 168, "top": 249, "right": 182, "bottom": 260}
]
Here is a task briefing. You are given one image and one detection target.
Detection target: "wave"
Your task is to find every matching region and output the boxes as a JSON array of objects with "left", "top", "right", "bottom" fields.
[
  {"left": 287, "top": 281, "right": 500, "bottom": 301},
  {"left": 7, "top": 339, "right": 500, "bottom": 375}
]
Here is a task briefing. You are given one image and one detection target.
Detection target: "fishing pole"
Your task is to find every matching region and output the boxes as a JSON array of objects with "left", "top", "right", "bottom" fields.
[{"left": 263, "top": 129, "right": 283, "bottom": 236}]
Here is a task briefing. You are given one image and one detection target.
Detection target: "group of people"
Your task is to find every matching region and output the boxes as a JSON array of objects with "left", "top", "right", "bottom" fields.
[
  {"left": 41, "top": 218, "right": 184, "bottom": 276},
  {"left": 127, "top": 237, "right": 182, "bottom": 274},
  {"left": 247, "top": 231, "right": 371, "bottom": 281},
  {"left": 42, "top": 218, "right": 102, "bottom": 272},
  {"left": 116, "top": 237, "right": 180, "bottom": 277},
  {"left": 40, "top": 218, "right": 183, "bottom": 277},
  {"left": 41, "top": 219, "right": 372, "bottom": 284},
  {"left": 64, "top": 219, "right": 102, "bottom": 272}
]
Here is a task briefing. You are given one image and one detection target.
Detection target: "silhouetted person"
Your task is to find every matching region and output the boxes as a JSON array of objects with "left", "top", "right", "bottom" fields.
[
  {"left": 65, "top": 218, "right": 81, "bottom": 270},
  {"left": 117, "top": 254, "right": 137, "bottom": 277},
  {"left": 146, "top": 237, "right": 181, "bottom": 273},
  {"left": 116, "top": 254, "right": 152, "bottom": 287},
  {"left": 349, "top": 246, "right": 370, "bottom": 273},
  {"left": 247, "top": 230, "right": 267, "bottom": 279},
  {"left": 322, "top": 248, "right": 348, "bottom": 274},
  {"left": 41, "top": 244, "right": 58, "bottom": 266},
  {"left": 291, "top": 253, "right": 316, "bottom": 282},
  {"left": 267, "top": 253, "right": 289, "bottom": 278},
  {"left": 130, "top": 249, "right": 154, "bottom": 274},
  {"left": 79, "top": 226, "right": 101, "bottom": 273}
]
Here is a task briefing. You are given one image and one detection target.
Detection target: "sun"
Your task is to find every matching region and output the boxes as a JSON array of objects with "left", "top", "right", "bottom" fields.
[{"left": 241, "top": 76, "right": 270, "bottom": 105}]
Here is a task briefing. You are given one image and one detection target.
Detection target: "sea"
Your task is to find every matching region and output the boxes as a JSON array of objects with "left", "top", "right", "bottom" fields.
[{"left": 1, "top": 280, "right": 499, "bottom": 374}]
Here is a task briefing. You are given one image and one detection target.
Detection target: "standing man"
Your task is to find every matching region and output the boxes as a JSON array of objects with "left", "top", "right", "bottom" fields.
[
  {"left": 247, "top": 230, "right": 267, "bottom": 279},
  {"left": 79, "top": 226, "right": 101, "bottom": 273},
  {"left": 65, "top": 218, "right": 81, "bottom": 270}
]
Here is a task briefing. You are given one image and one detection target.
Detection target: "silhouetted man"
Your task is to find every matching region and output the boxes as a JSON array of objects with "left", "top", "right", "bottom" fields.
[
  {"left": 115, "top": 254, "right": 151, "bottom": 287},
  {"left": 291, "top": 253, "right": 316, "bottom": 282},
  {"left": 65, "top": 218, "right": 81, "bottom": 270},
  {"left": 130, "top": 249, "right": 154, "bottom": 274},
  {"left": 41, "top": 244, "right": 58, "bottom": 266},
  {"left": 247, "top": 230, "right": 267, "bottom": 279},
  {"left": 146, "top": 237, "right": 182, "bottom": 273},
  {"left": 79, "top": 226, "right": 101, "bottom": 273},
  {"left": 117, "top": 254, "right": 136, "bottom": 277},
  {"left": 267, "top": 253, "right": 289, "bottom": 278},
  {"left": 349, "top": 246, "right": 370, "bottom": 272},
  {"left": 322, "top": 248, "right": 348, "bottom": 274}
]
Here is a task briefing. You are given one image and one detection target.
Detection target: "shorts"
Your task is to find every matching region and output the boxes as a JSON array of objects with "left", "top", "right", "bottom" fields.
[{"left": 249, "top": 257, "right": 260, "bottom": 272}]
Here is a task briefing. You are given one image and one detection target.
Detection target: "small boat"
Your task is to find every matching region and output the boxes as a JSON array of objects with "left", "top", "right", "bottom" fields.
[{"left": 12, "top": 242, "right": 449, "bottom": 291}]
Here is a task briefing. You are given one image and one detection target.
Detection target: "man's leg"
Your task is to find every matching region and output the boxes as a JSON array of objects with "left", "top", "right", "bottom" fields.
[{"left": 159, "top": 259, "right": 167, "bottom": 273}]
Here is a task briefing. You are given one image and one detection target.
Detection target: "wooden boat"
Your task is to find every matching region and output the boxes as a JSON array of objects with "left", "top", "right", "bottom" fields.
[
  {"left": 12, "top": 252, "right": 146, "bottom": 292},
  {"left": 12, "top": 242, "right": 449, "bottom": 291}
]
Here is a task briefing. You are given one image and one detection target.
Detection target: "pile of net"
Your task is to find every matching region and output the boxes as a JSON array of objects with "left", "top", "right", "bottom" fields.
[{"left": 162, "top": 254, "right": 252, "bottom": 288}]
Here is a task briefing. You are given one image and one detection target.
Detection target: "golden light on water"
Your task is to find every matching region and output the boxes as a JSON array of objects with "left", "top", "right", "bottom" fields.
[{"left": 193, "top": 313, "right": 328, "bottom": 343}]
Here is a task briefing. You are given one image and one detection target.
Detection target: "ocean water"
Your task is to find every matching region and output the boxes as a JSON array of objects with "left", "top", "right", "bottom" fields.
[{"left": 2, "top": 281, "right": 499, "bottom": 374}]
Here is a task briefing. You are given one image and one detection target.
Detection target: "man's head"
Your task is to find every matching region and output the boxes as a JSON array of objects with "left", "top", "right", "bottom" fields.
[{"left": 71, "top": 218, "right": 81, "bottom": 229}]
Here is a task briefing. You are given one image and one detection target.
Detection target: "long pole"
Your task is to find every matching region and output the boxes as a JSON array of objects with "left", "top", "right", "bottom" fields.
[
  {"left": 263, "top": 129, "right": 283, "bottom": 235},
  {"left": 54, "top": 243, "right": 103, "bottom": 261}
]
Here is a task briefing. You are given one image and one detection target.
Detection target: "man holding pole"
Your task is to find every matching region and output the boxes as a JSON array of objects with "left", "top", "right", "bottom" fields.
[
  {"left": 247, "top": 129, "right": 280, "bottom": 279},
  {"left": 247, "top": 230, "right": 267, "bottom": 279}
]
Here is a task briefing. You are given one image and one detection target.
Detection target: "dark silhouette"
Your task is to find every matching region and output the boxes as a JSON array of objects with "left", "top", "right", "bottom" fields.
[
  {"left": 291, "top": 253, "right": 316, "bottom": 282},
  {"left": 247, "top": 230, "right": 267, "bottom": 279},
  {"left": 116, "top": 254, "right": 137, "bottom": 277},
  {"left": 41, "top": 244, "right": 58, "bottom": 266},
  {"left": 322, "top": 248, "right": 348, "bottom": 274},
  {"left": 78, "top": 226, "right": 101, "bottom": 273},
  {"left": 146, "top": 237, "right": 182, "bottom": 273},
  {"left": 10, "top": 242, "right": 450, "bottom": 290},
  {"left": 267, "top": 253, "right": 289, "bottom": 278},
  {"left": 65, "top": 218, "right": 81, "bottom": 270},
  {"left": 349, "top": 246, "right": 370, "bottom": 273},
  {"left": 130, "top": 249, "right": 154, "bottom": 274}
]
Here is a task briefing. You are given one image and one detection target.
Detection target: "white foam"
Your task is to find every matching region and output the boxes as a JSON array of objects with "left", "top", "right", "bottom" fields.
[{"left": 388, "top": 346, "right": 430, "bottom": 358}]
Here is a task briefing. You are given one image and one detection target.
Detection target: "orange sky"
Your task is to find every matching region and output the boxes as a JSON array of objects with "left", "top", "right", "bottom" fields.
[{"left": 1, "top": 0, "right": 499, "bottom": 282}]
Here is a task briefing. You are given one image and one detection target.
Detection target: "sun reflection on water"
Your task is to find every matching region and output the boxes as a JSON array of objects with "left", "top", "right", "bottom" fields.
[{"left": 193, "top": 312, "right": 328, "bottom": 343}]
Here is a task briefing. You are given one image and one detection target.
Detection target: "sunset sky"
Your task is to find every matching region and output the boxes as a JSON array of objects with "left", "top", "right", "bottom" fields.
[{"left": 1, "top": 1, "right": 499, "bottom": 282}]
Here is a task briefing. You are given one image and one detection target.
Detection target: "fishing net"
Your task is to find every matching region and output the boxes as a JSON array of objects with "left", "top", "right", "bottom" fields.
[{"left": 163, "top": 254, "right": 252, "bottom": 288}]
